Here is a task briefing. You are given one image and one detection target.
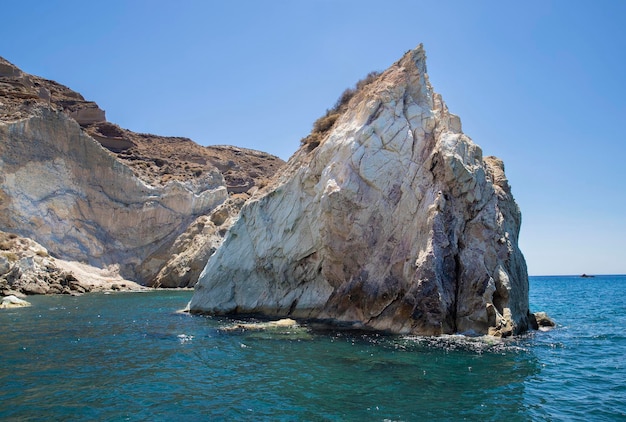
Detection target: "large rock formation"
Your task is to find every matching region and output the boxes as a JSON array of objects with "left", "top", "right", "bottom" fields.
[
  {"left": 0, "top": 56, "right": 284, "bottom": 285},
  {"left": 190, "top": 45, "right": 531, "bottom": 336}
]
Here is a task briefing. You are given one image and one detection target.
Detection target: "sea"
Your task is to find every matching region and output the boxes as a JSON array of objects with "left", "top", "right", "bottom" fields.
[{"left": 1, "top": 275, "right": 624, "bottom": 421}]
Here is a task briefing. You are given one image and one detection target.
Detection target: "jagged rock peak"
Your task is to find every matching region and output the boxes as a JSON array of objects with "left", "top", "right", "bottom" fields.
[
  {"left": 190, "top": 44, "right": 531, "bottom": 337},
  {"left": 399, "top": 43, "right": 428, "bottom": 76}
]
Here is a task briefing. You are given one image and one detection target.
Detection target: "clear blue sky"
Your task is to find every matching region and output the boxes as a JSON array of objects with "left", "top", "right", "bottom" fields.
[{"left": 2, "top": 0, "right": 625, "bottom": 275}]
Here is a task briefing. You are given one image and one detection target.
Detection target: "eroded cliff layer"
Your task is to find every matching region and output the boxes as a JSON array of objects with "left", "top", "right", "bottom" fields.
[
  {"left": 190, "top": 45, "right": 531, "bottom": 336},
  {"left": 0, "top": 108, "right": 228, "bottom": 281}
]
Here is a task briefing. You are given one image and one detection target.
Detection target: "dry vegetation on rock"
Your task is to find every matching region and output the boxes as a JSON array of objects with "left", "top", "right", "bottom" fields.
[{"left": 301, "top": 71, "right": 381, "bottom": 150}]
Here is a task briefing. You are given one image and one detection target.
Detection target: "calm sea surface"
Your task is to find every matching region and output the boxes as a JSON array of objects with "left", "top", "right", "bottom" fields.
[{"left": 1, "top": 275, "right": 624, "bottom": 421}]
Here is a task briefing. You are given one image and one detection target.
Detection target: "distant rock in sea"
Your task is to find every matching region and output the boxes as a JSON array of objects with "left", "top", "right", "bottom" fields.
[{"left": 190, "top": 44, "right": 532, "bottom": 336}]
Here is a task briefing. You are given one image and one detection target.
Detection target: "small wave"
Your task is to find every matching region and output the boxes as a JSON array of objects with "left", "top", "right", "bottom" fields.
[
  {"left": 399, "top": 334, "right": 528, "bottom": 354},
  {"left": 177, "top": 334, "right": 194, "bottom": 343}
]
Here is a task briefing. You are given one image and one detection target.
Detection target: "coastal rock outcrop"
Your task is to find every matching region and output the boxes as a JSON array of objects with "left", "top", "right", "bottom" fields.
[
  {"left": 0, "top": 231, "right": 143, "bottom": 296},
  {"left": 190, "top": 45, "right": 532, "bottom": 336},
  {"left": 531, "top": 311, "right": 556, "bottom": 331}
]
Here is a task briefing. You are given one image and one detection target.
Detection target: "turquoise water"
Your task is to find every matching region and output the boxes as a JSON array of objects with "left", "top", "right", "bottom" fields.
[{"left": 1, "top": 275, "right": 624, "bottom": 421}]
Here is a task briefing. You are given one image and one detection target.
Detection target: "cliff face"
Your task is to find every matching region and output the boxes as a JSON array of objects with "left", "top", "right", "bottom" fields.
[
  {"left": 0, "top": 108, "right": 227, "bottom": 281},
  {"left": 0, "top": 56, "right": 284, "bottom": 285},
  {"left": 190, "top": 45, "right": 531, "bottom": 336}
]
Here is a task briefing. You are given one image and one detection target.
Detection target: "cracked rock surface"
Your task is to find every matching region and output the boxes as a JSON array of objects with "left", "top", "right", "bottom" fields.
[{"left": 190, "top": 45, "right": 531, "bottom": 336}]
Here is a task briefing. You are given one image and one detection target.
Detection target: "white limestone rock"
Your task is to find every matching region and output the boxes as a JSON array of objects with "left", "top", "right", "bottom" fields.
[
  {"left": 0, "top": 231, "right": 144, "bottom": 295},
  {"left": 190, "top": 45, "right": 531, "bottom": 336}
]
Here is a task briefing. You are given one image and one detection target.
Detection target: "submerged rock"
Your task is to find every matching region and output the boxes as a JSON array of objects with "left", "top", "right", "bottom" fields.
[
  {"left": 220, "top": 318, "right": 299, "bottom": 332},
  {"left": 190, "top": 45, "right": 532, "bottom": 336}
]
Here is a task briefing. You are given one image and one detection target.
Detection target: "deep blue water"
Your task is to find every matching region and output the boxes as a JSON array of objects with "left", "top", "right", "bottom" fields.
[{"left": 1, "top": 275, "right": 624, "bottom": 421}]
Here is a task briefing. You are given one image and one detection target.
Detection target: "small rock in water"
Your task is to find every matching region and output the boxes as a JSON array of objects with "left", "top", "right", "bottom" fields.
[
  {"left": 532, "top": 312, "right": 556, "bottom": 331},
  {"left": 221, "top": 318, "right": 299, "bottom": 332},
  {"left": 0, "top": 295, "right": 31, "bottom": 309}
]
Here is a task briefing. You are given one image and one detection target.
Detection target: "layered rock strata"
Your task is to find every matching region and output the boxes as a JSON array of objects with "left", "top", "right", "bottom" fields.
[
  {"left": 0, "top": 108, "right": 227, "bottom": 282},
  {"left": 190, "top": 45, "right": 532, "bottom": 336}
]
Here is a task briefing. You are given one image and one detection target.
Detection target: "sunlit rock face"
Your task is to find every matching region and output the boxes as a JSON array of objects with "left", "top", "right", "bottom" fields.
[
  {"left": 0, "top": 109, "right": 227, "bottom": 282},
  {"left": 189, "top": 44, "right": 531, "bottom": 336}
]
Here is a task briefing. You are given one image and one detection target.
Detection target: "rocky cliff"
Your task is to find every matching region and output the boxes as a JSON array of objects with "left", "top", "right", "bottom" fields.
[
  {"left": 0, "top": 56, "right": 284, "bottom": 285},
  {"left": 0, "top": 107, "right": 228, "bottom": 282},
  {"left": 189, "top": 45, "right": 532, "bottom": 336}
]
